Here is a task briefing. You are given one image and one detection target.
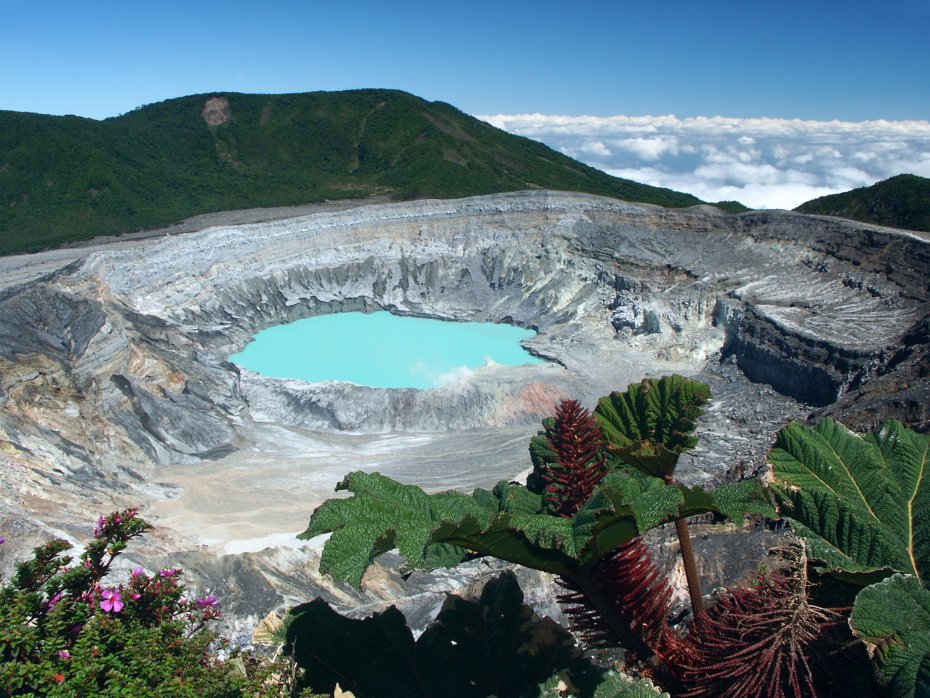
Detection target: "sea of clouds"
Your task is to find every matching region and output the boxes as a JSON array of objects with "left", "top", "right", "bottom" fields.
[{"left": 479, "top": 114, "right": 930, "bottom": 210}]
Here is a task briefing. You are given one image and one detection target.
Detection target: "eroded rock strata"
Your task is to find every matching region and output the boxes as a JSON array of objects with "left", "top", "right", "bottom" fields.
[{"left": 0, "top": 191, "right": 927, "bottom": 642}]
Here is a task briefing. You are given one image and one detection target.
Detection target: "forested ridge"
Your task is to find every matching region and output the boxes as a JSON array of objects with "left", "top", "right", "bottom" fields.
[{"left": 0, "top": 89, "right": 707, "bottom": 255}]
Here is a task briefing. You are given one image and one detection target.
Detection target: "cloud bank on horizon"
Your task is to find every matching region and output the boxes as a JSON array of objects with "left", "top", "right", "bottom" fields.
[{"left": 480, "top": 114, "right": 930, "bottom": 210}]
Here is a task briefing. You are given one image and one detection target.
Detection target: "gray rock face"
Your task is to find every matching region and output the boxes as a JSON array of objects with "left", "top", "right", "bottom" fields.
[{"left": 0, "top": 191, "right": 927, "bottom": 643}]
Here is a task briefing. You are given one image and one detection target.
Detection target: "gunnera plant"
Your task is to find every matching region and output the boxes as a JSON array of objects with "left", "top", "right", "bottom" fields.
[{"left": 298, "top": 376, "right": 925, "bottom": 697}]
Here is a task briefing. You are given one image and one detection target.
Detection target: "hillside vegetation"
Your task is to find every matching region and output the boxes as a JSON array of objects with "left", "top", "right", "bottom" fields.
[
  {"left": 0, "top": 89, "right": 705, "bottom": 255},
  {"left": 795, "top": 173, "right": 930, "bottom": 233}
]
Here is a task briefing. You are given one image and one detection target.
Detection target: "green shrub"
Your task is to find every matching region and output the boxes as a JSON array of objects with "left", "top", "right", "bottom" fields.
[{"left": 0, "top": 509, "right": 294, "bottom": 697}]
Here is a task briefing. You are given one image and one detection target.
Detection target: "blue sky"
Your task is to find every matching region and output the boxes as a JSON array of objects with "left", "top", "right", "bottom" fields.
[
  {"left": 2, "top": 0, "right": 928, "bottom": 208},
  {"left": 2, "top": 0, "right": 927, "bottom": 121}
]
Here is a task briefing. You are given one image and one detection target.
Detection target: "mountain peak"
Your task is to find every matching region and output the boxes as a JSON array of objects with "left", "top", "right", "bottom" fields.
[{"left": 0, "top": 89, "right": 707, "bottom": 255}]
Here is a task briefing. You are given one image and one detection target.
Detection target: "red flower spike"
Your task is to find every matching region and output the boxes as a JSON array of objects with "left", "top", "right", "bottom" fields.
[
  {"left": 559, "top": 537, "right": 677, "bottom": 656},
  {"left": 542, "top": 399, "right": 609, "bottom": 517}
]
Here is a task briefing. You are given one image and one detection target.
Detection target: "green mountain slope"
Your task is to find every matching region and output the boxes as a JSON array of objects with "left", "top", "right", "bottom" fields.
[
  {"left": 0, "top": 89, "right": 704, "bottom": 255},
  {"left": 795, "top": 174, "right": 930, "bottom": 233}
]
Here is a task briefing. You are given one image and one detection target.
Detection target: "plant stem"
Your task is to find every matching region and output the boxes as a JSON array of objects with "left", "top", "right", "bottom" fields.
[{"left": 674, "top": 513, "right": 706, "bottom": 620}]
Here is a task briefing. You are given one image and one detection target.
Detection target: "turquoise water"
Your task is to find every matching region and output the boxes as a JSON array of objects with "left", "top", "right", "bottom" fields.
[{"left": 229, "top": 311, "right": 544, "bottom": 389}]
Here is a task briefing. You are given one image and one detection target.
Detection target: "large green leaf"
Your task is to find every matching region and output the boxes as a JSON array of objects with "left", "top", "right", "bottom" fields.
[
  {"left": 610, "top": 441, "right": 682, "bottom": 481},
  {"left": 303, "top": 467, "right": 771, "bottom": 586},
  {"left": 287, "top": 571, "right": 604, "bottom": 698},
  {"left": 594, "top": 375, "right": 711, "bottom": 450},
  {"left": 443, "top": 470, "right": 746, "bottom": 573},
  {"left": 299, "top": 471, "right": 488, "bottom": 586},
  {"left": 487, "top": 479, "right": 545, "bottom": 515},
  {"left": 429, "top": 508, "right": 579, "bottom": 575},
  {"left": 685, "top": 479, "right": 777, "bottom": 521},
  {"left": 851, "top": 574, "right": 930, "bottom": 698},
  {"left": 594, "top": 375, "right": 711, "bottom": 478},
  {"left": 301, "top": 472, "right": 661, "bottom": 584},
  {"left": 769, "top": 419, "right": 930, "bottom": 582},
  {"left": 301, "top": 471, "right": 593, "bottom": 583},
  {"left": 573, "top": 472, "right": 682, "bottom": 564}
]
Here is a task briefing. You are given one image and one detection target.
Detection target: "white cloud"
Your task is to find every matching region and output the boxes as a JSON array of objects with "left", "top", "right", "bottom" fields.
[
  {"left": 478, "top": 113, "right": 930, "bottom": 209},
  {"left": 612, "top": 136, "right": 679, "bottom": 161},
  {"left": 577, "top": 139, "right": 612, "bottom": 157}
]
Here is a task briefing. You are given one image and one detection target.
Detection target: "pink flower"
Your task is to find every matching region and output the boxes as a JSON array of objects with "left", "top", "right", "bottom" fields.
[
  {"left": 159, "top": 568, "right": 179, "bottom": 578},
  {"left": 47, "top": 591, "right": 64, "bottom": 609},
  {"left": 0, "top": 535, "right": 5, "bottom": 544},
  {"left": 58, "top": 650, "right": 71, "bottom": 659},
  {"left": 131, "top": 566, "right": 145, "bottom": 578},
  {"left": 195, "top": 594, "right": 220, "bottom": 609},
  {"left": 100, "top": 588, "right": 123, "bottom": 613}
]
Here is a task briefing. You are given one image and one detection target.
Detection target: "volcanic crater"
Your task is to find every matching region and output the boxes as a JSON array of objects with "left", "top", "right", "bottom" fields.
[{"left": 1, "top": 190, "right": 927, "bottom": 638}]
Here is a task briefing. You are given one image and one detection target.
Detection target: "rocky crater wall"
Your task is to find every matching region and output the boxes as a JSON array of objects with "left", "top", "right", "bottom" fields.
[
  {"left": 1, "top": 191, "right": 927, "bottom": 475},
  {"left": 1, "top": 190, "right": 928, "bottom": 643}
]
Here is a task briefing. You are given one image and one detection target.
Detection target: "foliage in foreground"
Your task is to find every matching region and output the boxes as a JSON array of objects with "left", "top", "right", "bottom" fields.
[
  {"left": 0, "top": 509, "right": 296, "bottom": 697},
  {"left": 670, "top": 544, "right": 872, "bottom": 698},
  {"left": 769, "top": 417, "right": 930, "bottom": 697},
  {"left": 301, "top": 377, "right": 766, "bottom": 587},
  {"left": 768, "top": 417, "right": 929, "bottom": 582},
  {"left": 5, "top": 375, "right": 928, "bottom": 697},
  {"left": 288, "top": 571, "right": 614, "bottom": 698},
  {"left": 297, "top": 375, "right": 930, "bottom": 697},
  {"left": 850, "top": 574, "right": 930, "bottom": 697}
]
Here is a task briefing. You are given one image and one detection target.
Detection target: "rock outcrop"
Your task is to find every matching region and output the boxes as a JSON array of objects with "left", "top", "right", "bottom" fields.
[{"left": 0, "top": 190, "right": 927, "bottom": 643}]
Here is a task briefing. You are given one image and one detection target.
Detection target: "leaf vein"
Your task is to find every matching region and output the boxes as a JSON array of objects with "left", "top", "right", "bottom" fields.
[
  {"left": 906, "top": 438, "right": 929, "bottom": 583},
  {"left": 824, "top": 430, "right": 879, "bottom": 522}
]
